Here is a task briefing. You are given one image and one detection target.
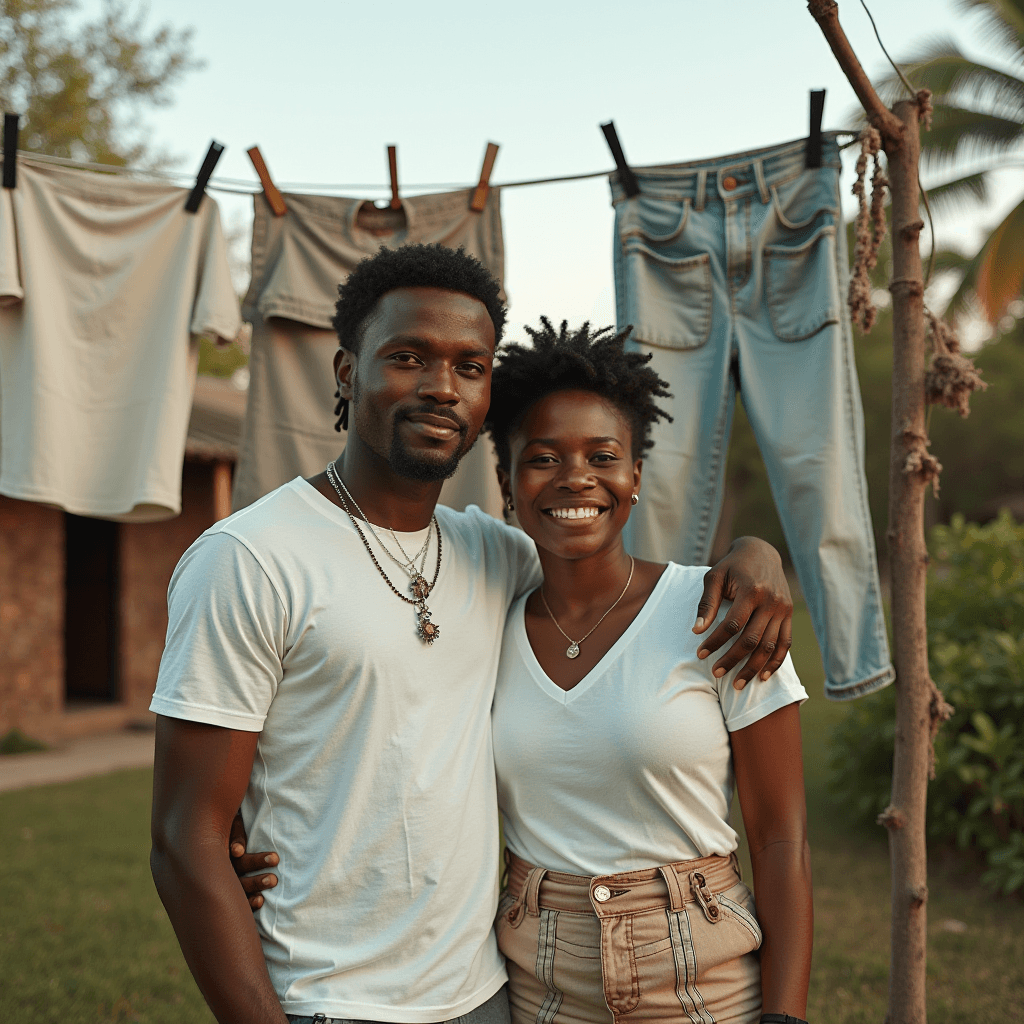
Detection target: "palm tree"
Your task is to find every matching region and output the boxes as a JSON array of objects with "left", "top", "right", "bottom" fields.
[{"left": 872, "top": 0, "right": 1024, "bottom": 319}]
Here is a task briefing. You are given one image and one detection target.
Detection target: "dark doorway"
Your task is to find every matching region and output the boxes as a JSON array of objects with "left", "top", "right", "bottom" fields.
[{"left": 64, "top": 514, "right": 119, "bottom": 703}]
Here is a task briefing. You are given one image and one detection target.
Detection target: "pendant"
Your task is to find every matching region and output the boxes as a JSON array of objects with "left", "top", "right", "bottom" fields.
[
  {"left": 566, "top": 642, "right": 580, "bottom": 659},
  {"left": 416, "top": 602, "right": 440, "bottom": 645},
  {"left": 411, "top": 575, "right": 430, "bottom": 600}
]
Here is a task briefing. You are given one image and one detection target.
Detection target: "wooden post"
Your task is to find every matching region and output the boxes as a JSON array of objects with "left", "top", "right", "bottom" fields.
[
  {"left": 884, "top": 98, "right": 930, "bottom": 1024},
  {"left": 212, "top": 461, "right": 233, "bottom": 522},
  {"left": 806, "top": 3, "right": 933, "bottom": 1022}
]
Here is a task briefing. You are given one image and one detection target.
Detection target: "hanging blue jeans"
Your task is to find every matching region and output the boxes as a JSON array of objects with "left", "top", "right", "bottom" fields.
[{"left": 611, "top": 133, "right": 893, "bottom": 700}]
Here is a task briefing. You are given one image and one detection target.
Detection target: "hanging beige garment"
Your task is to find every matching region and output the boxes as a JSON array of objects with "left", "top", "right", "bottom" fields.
[
  {"left": 232, "top": 188, "right": 506, "bottom": 517},
  {"left": 0, "top": 159, "right": 241, "bottom": 521}
]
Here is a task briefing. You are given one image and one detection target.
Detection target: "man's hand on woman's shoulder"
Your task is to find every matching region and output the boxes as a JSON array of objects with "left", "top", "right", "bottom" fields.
[{"left": 693, "top": 537, "right": 793, "bottom": 689}]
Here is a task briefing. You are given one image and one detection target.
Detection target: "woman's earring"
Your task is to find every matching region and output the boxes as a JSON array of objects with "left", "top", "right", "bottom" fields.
[
  {"left": 506, "top": 497, "right": 515, "bottom": 512},
  {"left": 630, "top": 493, "right": 639, "bottom": 505}
]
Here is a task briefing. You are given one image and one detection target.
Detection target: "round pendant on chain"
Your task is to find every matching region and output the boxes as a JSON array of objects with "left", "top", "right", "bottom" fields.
[
  {"left": 411, "top": 575, "right": 430, "bottom": 601},
  {"left": 418, "top": 613, "right": 440, "bottom": 644},
  {"left": 566, "top": 643, "right": 580, "bottom": 659}
]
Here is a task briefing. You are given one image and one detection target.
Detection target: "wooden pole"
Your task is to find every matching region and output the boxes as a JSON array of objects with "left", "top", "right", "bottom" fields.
[
  {"left": 883, "top": 98, "right": 930, "bottom": 1024},
  {"left": 212, "top": 461, "right": 233, "bottom": 522},
  {"left": 806, "top": 4, "right": 933, "bottom": 1022}
]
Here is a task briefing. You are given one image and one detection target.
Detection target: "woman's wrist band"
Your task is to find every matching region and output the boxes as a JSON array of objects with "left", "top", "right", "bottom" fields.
[{"left": 760, "top": 1016, "right": 809, "bottom": 1024}]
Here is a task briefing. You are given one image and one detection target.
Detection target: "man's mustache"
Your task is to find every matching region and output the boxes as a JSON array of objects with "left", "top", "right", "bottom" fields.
[{"left": 400, "top": 405, "right": 469, "bottom": 433}]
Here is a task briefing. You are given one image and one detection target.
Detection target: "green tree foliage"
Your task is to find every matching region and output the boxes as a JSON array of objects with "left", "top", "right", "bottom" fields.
[
  {"left": 0, "top": 0, "right": 200, "bottom": 166},
  {"left": 828, "top": 513, "right": 1024, "bottom": 895},
  {"left": 872, "top": 0, "right": 1024, "bottom": 318}
]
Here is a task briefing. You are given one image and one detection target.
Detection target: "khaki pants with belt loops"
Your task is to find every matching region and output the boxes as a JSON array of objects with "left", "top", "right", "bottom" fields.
[{"left": 497, "top": 852, "right": 762, "bottom": 1024}]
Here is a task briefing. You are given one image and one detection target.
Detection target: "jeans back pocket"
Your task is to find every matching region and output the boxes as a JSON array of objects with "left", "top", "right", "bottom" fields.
[{"left": 763, "top": 222, "right": 840, "bottom": 342}]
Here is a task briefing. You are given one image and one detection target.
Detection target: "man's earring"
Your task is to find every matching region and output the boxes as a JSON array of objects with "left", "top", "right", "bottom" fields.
[
  {"left": 506, "top": 497, "right": 515, "bottom": 512},
  {"left": 630, "top": 493, "right": 639, "bottom": 505}
]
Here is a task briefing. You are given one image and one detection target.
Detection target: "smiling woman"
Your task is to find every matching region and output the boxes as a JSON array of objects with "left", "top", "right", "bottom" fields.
[{"left": 483, "top": 319, "right": 814, "bottom": 1024}]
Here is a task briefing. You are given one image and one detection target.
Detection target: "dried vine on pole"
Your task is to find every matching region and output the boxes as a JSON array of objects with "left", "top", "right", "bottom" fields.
[{"left": 805, "top": 3, "right": 986, "bottom": 1022}]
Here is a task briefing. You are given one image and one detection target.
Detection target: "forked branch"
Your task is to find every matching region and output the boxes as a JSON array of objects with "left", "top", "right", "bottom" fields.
[{"left": 806, "top": 0, "right": 905, "bottom": 142}]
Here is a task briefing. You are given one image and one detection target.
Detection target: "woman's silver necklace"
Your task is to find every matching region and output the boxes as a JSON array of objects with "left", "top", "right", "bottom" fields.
[
  {"left": 539, "top": 557, "right": 635, "bottom": 659},
  {"left": 325, "top": 462, "right": 442, "bottom": 644}
]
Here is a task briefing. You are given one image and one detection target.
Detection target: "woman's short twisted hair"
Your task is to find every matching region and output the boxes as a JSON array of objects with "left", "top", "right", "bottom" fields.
[{"left": 485, "top": 318, "right": 673, "bottom": 471}]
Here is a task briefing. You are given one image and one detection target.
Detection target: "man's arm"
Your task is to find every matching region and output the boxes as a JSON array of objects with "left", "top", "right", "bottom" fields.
[
  {"left": 730, "top": 703, "right": 812, "bottom": 1018},
  {"left": 150, "top": 716, "right": 288, "bottom": 1024},
  {"left": 694, "top": 536, "right": 794, "bottom": 688}
]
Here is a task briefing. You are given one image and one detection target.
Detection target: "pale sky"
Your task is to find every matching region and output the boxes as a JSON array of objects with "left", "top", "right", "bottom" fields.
[{"left": 84, "top": 0, "right": 1021, "bottom": 338}]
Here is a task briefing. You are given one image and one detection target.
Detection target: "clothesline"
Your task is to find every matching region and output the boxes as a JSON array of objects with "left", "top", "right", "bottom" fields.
[{"left": 12, "top": 135, "right": 864, "bottom": 199}]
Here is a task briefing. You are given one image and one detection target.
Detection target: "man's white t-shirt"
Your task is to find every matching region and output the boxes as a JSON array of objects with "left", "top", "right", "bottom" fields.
[
  {"left": 150, "top": 478, "right": 540, "bottom": 1022},
  {"left": 492, "top": 563, "right": 808, "bottom": 876}
]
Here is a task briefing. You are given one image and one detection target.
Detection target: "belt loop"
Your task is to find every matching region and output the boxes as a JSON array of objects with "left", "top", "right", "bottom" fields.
[
  {"left": 688, "top": 870, "right": 723, "bottom": 924},
  {"left": 659, "top": 864, "right": 687, "bottom": 912},
  {"left": 754, "top": 159, "right": 770, "bottom": 204},
  {"left": 694, "top": 169, "right": 707, "bottom": 212},
  {"left": 525, "top": 865, "right": 547, "bottom": 917},
  {"left": 729, "top": 850, "right": 742, "bottom": 883},
  {"left": 506, "top": 864, "right": 546, "bottom": 928}
]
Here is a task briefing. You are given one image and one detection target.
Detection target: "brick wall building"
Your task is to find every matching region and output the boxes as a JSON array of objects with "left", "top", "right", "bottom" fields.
[{"left": 0, "top": 377, "right": 245, "bottom": 743}]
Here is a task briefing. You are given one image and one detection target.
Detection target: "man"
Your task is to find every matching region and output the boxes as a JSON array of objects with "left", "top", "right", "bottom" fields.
[{"left": 150, "top": 244, "right": 794, "bottom": 1024}]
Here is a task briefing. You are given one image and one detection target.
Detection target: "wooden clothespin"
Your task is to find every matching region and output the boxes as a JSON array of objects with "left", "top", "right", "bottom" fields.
[
  {"left": 470, "top": 142, "right": 500, "bottom": 212},
  {"left": 185, "top": 140, "right": 225, "bottom": 214},
  {"left": 806, "top": 90, "right": 826, "bottom": 169},
  {"left": 247, "top": 146, "right": 287, "bottom": 216},
  {"left": 387, "top": 145, "right": 401, "bottom": 210},
  {"left": 600, "top": 121, "right": 640, "bottom": 198},
  {"left": 3, "top": 113, "right": 20, "bottom": 190}
]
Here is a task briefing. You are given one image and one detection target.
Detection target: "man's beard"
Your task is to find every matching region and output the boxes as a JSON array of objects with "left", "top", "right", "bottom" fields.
[{"left": 387, "top": 407, "right": 476, "bottom": 483}]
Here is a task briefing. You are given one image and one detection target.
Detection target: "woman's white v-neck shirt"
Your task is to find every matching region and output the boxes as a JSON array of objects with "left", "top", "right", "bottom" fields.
[{"left": 492, "top": 563, "right": 808, "bottom": 876}]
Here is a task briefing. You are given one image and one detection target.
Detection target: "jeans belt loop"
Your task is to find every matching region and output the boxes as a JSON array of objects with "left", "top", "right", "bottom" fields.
[
  {"left": 725, "top": 850, "right": 742, "bottom": 883},
  {"left": 694, "top": 169, "right": 707, "bottom": 212},
  {"left": 507, "top": 864, "right": 547, "bottom": 927},
  {"left": 659, "top": 863, "right": 688, "bottom": 912},
  {"left": 754, "top": 159, "right": 770, "bottom": 204},
  {"left": 688, "top": 869, "right": 723, "bottom": 924}
]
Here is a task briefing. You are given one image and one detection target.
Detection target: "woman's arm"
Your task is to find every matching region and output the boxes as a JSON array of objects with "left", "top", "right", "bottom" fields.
[{"left": 730, "top": 703, "right": 812, "bottom": 1018}]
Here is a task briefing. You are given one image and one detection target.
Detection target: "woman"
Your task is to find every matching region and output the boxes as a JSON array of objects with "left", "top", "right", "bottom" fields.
[
  {"left": 483, "top": 319, "right": 811, "bottom": 1024},
  {"left": 238, "top": 319, "right": 813, "bottom": 1024}
]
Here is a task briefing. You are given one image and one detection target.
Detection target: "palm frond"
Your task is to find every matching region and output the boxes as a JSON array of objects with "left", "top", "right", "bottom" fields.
[
  {"left": 918, "top": 106, "right": 1024, "bottom": 171},
  {"left": 870, "top": 40, "right": 1024, "bottom": 118},
  {"left": 975, "top": 194, "right": 1024, "bottom": 317},
  {"left": 922, "top": 171, "right": 990, "bottom": 215},
  {"left": 955, "top": 0, "right": 1024, "bottom": 64},
  {"left": 930, "top": 247, "right": 975, "bottom": 275}
]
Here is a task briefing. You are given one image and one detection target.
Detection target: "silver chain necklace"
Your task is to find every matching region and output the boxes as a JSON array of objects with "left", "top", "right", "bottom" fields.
[
  {"left": 333, "top": 471, "right": 432, "bottom": 579},
  {"left": 540, "top": 557, "right": 635, "bottom": 659},
  {"left": 325, "top": 462, "right": 442, "bottom": 644}
]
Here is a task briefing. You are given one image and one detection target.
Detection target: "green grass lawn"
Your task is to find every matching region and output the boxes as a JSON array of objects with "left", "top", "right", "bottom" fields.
[{"left": 2, "top": 604, "right": 1022, "bottom": 1023}]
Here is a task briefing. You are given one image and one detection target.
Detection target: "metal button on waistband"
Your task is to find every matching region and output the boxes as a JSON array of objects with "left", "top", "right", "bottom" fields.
[
  {"left": 722, "top": 176, "right": 738, "bottom": 191},
  {"left": 593, "top": 884, "right": 612, "bottom": 903}
]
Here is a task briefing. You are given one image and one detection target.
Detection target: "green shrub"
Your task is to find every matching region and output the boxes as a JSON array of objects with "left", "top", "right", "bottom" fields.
[{"left": 829, "top": 511, "right": 1024, "bottom": 895}]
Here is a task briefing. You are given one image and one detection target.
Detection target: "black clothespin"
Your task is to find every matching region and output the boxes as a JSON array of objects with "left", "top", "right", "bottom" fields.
[
  {"left": 600, "top": 121, "right": 640, "bottom": 198},
  {"left": 3, "top": 113, "right": 20, "bottom": 189},
  {"left": 387, "top": 145, "right": 401, "bottom": 210},
  {"left": 470, "top": 142, "right": 500, "bottom": 212},
  {"left": 185, "top": 140, "right": 225, "bottom": 213},
  {"left": 806, "top": 90, "right": 826, "bottom": 169}
]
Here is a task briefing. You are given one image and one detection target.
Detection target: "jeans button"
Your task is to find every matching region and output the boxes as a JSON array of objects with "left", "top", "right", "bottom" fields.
[
  {"left": 722, "top": 176, "right": 738, "bottom": 191},
  {"left": 593, "top": 884, "right": 611, "bottom": 903}
]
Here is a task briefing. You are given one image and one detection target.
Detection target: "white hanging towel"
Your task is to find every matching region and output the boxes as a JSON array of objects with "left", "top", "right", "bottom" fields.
[{"left": 0, "top": 159, "right": 241, "bottom": 521}]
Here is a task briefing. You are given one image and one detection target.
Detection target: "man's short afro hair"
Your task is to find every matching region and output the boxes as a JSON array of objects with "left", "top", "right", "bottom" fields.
[
  {"left": 485, "top": 318, "right": 673, "bottom": 471},
  {"left": 332, "top": 243, "right": 507, "bottom": 354}
]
